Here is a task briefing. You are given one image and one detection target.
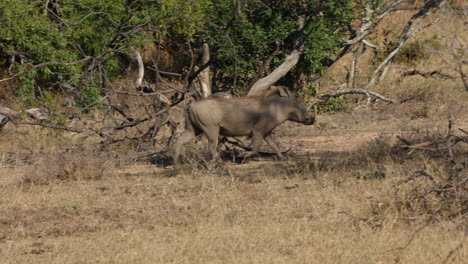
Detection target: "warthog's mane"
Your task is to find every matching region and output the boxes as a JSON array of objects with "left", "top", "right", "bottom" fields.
[{"left": 203, "top": 86, "right": 292, "bottom": 104}]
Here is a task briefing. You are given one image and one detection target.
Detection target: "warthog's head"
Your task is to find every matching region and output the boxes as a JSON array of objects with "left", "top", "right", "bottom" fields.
[{"left": 268, "top": 86, "right": 315, "bottom": 125}]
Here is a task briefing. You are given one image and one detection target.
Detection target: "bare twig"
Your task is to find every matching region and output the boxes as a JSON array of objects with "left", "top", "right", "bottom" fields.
[
  {"left": 11, "top": 120, "right": 83, "bottom": 133},
  {"left": 222, "top": 137, "right": 294, "bottom": 156},
  {"left": 0, "top": 56, "right": 92, "bottom": 83},
  {"left": 397, "top": 115, "right": 468, "bottom": 155},
  {"left": 309, "top": 88, "right": 397, "bottom": 110},
  {"left": 401, "top": 70, "right": 455, "bottom": 79},
  {"left": 344, "top": 1, "right": 402, "bottom": 47},
  {"left": 442, "top": 239, "right": 467, "bottom": 264}
]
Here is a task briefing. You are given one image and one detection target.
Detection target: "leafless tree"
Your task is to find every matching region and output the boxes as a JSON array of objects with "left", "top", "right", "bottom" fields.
[
  {"left": 429, "top": 2, "right": 468, "bottom": 91},
  {"left": 368, "top": 0, "right": 445, "bottom": 87}
]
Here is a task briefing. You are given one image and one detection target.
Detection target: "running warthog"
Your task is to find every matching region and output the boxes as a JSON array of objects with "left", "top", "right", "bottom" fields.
[{"left": 174, "top": 86, "right": 315, "bottom": 163}]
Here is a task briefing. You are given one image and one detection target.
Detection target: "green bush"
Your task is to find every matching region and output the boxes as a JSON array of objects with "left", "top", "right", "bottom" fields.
[
  {"left": 1, "top": 0, "right": 356, "bottom": 109},
  {"left": 317, "top": 97, "right": 350, "bottom": 113},
  {"left": 396, "top": 41, "right": 430, "bottom": 64}
]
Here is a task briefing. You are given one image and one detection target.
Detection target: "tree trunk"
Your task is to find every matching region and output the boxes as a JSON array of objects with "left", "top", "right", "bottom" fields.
[
  {"left": 198, "top": 43, "right": 212, "bottom": 98},
  {"left": 132, "top": 48, "right": 144, "bottom": 88}
]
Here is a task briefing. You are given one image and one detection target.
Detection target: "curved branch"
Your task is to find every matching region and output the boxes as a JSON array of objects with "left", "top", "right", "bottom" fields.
[
  {"left": 0, "top": 56, "right": 92, "bottom": 83},
  {"left": 248, "top": 0, "right": 307, "bottom": 95},
  {"left": 309, "top": 88, "right": 397, "bottom": 110},
  {"left": 247, "top": 40, "right": 281, "bottom": 90}
]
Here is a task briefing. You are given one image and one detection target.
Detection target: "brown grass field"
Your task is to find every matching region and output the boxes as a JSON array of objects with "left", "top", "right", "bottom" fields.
[
  {"left": 1, "top": 8, "right": 468, "bottom": 263},
  {"left": 1, "top": 78, "right": 467, "bottom": 263}
]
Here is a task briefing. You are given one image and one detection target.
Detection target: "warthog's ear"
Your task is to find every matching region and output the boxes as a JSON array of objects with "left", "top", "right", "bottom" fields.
[{"left": 277, "top": 86, "right": 289, "bottom": 97}]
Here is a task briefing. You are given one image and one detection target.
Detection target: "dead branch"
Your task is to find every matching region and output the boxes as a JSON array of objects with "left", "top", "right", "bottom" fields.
[
  {"left": 349, "top": 44, "right": 364, "bottom": 89},
  {"left": 110, "top": 104, "right": 134, "bottom": 122},
  {"left": 104, "top": 88, "right": 176, "bottom": 107},
  {"left": 368, "top": 0, "right": 445, "bottom": 87},
  {"left": 397, "top": 134, "right": 467, "bottom": 154},
  {"left": 0, "top": 56, "right": 92, "bottom": 83},
  {"left": 344, "top": 1, "right": 402, "bottom": 47},
  {"left": 390, "top": 116, "right": 467, "bottom": 247},
  {"left": 147, "top": 68, "right": 182, "bottom": 77},
  {"left": 397, "top": 116, "right": 468, "bottom": 155},
  {"left": 247, "top": 40, "right": 281, "bottom": 90},
  {"left": 129, "top": 47, "right": 173, "bottom": 105},
  {"left": 12, "top": 120, "right": 84, "bottom": 133},
  {"left": 132, "top": 47, "right": 145, "bottom": 88},
  {"left": 222, "top": 137, "right": 294, "bottom": 156},
  {"left": 337, "top": 1, "right": 402, "bottom": 92},
  {"left": 111, "top": 90, "right": 186, "bottom": 130},
  {"left": 196, "top": 43, "right": 211, "bottom": 98},
  {"left": 400, "top": 70, "right": 456, "bottom": 79},
  {"left": 309, "top": 88, "right": 397, "bottom": 110},
  {"left": 248, "top": 0, "right": 307, "bottom": 95},
  {"left": 0, "top": 106, "right": 19, "bottom": 119}
]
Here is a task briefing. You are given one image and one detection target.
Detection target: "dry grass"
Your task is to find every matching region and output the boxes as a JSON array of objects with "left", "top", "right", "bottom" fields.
[
  {"left": 0, "top": 159, "right": 466, "bottom": 263},
  {"left": 1, "top": 79, "right": 467, "bottom": 264},
  {"left": 1, "top": 9, "right": 468, "bottom": 263},
  {"left": 21, "top": 150, "right": 112, "bottom": 184},
  {"left": 1, "top": 109, "right": 466, "bottom": 263}
]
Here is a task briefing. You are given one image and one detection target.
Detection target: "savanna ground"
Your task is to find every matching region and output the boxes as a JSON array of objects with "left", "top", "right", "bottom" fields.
[
  {"left": 0, "top": 77, "right": 467, "bottom": 264},
  {"left": 1, "top": 6, "right": 468, "bottom": 262}
]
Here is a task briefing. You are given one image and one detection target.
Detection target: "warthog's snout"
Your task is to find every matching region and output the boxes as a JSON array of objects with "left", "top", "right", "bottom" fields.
[
  {"left": 303, "top": 116, "right": 315, "bottom": 125},
  {"left": 299, "top": 109, "right": 315, "bottom": 125}
]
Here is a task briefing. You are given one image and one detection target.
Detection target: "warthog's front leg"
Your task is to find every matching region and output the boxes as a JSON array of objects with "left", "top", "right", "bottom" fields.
[{"left": 238, "top": 133, "right": 263, "bottom": 161}]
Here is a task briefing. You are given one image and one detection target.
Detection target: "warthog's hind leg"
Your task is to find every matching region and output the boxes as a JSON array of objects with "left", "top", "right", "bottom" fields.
[
  {"left": 264, "top": 134, "right": 284, "bottom": 160},
  {"left": 174, "top": 129, "right": 198, "bottom": 164},
  {"left": 203, "top": 126, "right": 220, "bottom": 160},
  {"left": 238, "top": 133, "right": 263, "bottom": 162}
]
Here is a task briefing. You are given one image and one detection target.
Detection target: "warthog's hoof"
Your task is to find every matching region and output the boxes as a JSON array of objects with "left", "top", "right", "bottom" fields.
[{"left": 237, "top": 151, "right": 259, "bottom": 163}]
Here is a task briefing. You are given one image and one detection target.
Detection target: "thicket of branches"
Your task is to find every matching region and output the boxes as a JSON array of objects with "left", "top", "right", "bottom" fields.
[
  {"left": 0, "top": 0, "right": 462, "bottom": 147},
  {"left": 0, "top": 0, "right": 354, "bottom": 143},
  {"left": 0, "top": 0, "right": 353, "bottom": 103}
]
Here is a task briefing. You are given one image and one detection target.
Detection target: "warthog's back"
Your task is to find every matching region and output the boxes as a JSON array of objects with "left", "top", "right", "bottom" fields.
[{"left": 189, "top": 97, "right": 265, "bottom": 137}]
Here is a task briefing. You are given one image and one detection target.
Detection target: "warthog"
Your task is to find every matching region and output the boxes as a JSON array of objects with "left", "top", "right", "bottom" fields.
[{"left": 174, "top": 86, "right": 315, "bottom": 163}]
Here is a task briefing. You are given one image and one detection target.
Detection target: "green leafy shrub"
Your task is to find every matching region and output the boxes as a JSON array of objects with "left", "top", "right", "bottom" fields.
[
  {"left": 317, "top": 97, "right": 350, "bottom": 113},
  {"left": 76, "top": 86, "right": 102, "bottom": 109},
  {"left": 1, "top": 0, "right": 356, "bottom": 109},
  {"left": 396, "top": 41, "right": 430, "bottom": 64}
]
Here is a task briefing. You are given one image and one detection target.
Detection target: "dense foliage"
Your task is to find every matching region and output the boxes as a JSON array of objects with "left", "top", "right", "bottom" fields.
[{"left": 0, "top": 0, "right": 354, "bottom": 107}]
